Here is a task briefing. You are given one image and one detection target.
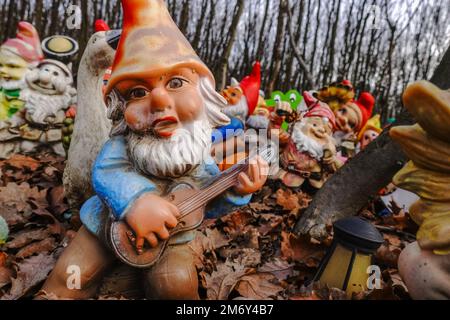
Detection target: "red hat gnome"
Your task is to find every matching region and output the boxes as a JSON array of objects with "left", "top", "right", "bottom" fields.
[
  {"left": 105, "top": 0, "right": 215, "bottom": 97},
  {"left": 335, "top": 91, "right": 375, "bottom": 134},
  {"left": 220, "top": 61, "right": 261, "bottom": 121},
  {"left": 2, "top": 22, "right": 43, "bottom": 64},
  {"left": 353, "top": 92, "right": 375, "bottom": 130},
  {"left": 303, "top": 91, "right": 336, "bottom": 130},
  {"left": 239, "top": 61, "right": 261, "bottom": 116}
]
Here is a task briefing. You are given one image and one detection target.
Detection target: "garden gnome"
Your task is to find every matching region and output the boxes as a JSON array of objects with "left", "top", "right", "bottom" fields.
[
  {"left": 0, "top": 22, "right": 43, "bottom": 120},
  {"left": 390, "top": 81, "right": 450, "bottom": 299},
  {"left": 246, "top": 105, "right": 271, "bottom": 131},
  {"left": 357, "top": 114, "right": 382, "bottom": 151},
  {"left": 0, "top": 59, "right": 75, "bottom": 158},
  {"left": 40, "top": 0, "right": 268, "bottom": 300},
  {"left": 278, "top": 92, "right": 341, "bottom": 190},
  {"left": 333, "top": 91, "right": 375, "bottom": 159},
  {"left": 220, "top": 61, "right": 261, "bottom": 123}
]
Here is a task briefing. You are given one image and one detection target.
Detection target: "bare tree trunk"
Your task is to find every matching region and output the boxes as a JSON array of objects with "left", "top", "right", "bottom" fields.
[
  {"left": 285, "top": 0, "right": 315, "bottom": 89},
  {"left": 216, "top": 0, "right": 245, "bottom": 90},
  {"left": 268, "top": 0, "right": 287, "bottom": 93},
  {"left": 294, "top": 46, "right": 450, "bottom": 241}
]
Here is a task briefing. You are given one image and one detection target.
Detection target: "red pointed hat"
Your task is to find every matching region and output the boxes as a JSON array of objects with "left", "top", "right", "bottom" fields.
[
  {"left": 2, "top": 21, "right": 43, "bottom": 63},
  {"left": 303, "top": 91, "right": 336, "bottom": 128},
  {"left": 106, "top": 0, "right": 214, "bottom": 96},
  {"left": 354, "top": 92, "right": 375, "bottom": 130},
  {"left": 239, "top": 61, "right": 261, "bottom": 116},
  {"left": 95, "top": 19, "right": 110, "bottom": 32}
]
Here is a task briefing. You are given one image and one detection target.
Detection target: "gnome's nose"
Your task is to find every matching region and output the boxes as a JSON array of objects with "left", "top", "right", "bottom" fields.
[
  {"left": 149, "top": 88, "right": 172, "bottom": 113},
  {"left": 39, "top": 71, "right": 51, "bottom": 84}
]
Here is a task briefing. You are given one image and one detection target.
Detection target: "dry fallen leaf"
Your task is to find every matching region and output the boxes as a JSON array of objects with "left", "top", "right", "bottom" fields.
[
  {"left": 258, "top": 258, "right": 295, "bottom": 282},
  {"left": 4, "top": 155, "right": 41, "bottom": 172},
  {"left": 16, "top": 238, "right": 57, "bottom": 259},
  {"left": 276, "top": 189, "right": 300, "bottom": 211},
  {"left": 281, "top": 232, "right": 326, "bottom": 267},
  {"left": 1, "top": 252, "right": 56, "bottom": 300},
  {"left": 203, "top": 260, "right": 247, "bottom": 300},
  {"left": 0, "top": 266, "right": 14, "bottom": 289},
  {"left": 235, "top": 273, "right": 284, "bottom": 300},
  {"left": 6, "top": 228, "right": 51, "bottom": 250}
]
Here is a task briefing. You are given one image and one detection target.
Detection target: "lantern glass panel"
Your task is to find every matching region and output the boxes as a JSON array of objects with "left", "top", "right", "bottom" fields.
[{"left": 319, "top": 244, "right": 353, "bottom": 289}]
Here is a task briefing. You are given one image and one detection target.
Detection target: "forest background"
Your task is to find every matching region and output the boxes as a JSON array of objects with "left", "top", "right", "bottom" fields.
[{"left": 0, "top": 0, "right": 449, "bottom": 122}]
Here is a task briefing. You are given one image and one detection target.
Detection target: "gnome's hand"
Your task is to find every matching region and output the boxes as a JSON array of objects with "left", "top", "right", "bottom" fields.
[
  {"left": 234, "top": 156, "right": 269, "bottom": 195},
  {"left": 125, "top": 194, "right": 180, "bottom": 252}
]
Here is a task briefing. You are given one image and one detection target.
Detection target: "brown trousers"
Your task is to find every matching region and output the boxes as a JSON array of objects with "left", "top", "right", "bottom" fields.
[{"left": 40, "top": 227, "right": 199, "bottom": 300}]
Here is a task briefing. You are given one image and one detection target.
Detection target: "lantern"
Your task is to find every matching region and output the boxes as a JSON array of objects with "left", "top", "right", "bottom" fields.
[{"left": 314, "top": 217, "right": 384, "bottom": 297}]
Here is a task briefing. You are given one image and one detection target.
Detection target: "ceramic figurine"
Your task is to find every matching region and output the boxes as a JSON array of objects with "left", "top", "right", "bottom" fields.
[
  {"left": 390, "top": 81, "right": 450, "bottom": 299},
  {"left": 333, "top": 91, "right": 375, "bottom": 159},
  {"left": 357, "top": 114, "right": 382, "bottom": 151},
  {"left": 41, "top": 0, "right": 268, "bottom": 300},
  {"left": 266, "top": 89, "right": 302, "bottom": 132},
  {"left": 63, "top": 20, "right": 119, "bottom": 211},
  {"left": 0, "top": 59, "right": 75, "bottom": 158},
  {"left": 220, "top": 61, "right": 261, "bottom": 123},
  {"left": 0, "top": 22, "right": 43, "bottom": 120},
  {"left": 277, "top": 91, "right": 341, "bottom": 190},
  {"left": 246, "top": 105, "right": 271, "bottom": 131},
  {"left": 266, "top": 89, "right": 303, "bottom": 111},
  {"left": 314, "top": 79, "right": 355, "bottom": 112}
]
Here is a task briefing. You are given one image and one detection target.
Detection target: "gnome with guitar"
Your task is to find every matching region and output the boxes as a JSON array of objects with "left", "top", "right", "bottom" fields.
[{"left": 40, "top": 0, "right": 269, "bottom": 300}]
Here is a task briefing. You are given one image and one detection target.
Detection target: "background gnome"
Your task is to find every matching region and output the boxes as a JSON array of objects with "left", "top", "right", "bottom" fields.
[
  {"left": 333, "top": 91, "right": 375, "bottom": 159},
  {"left": 0, "top": 21, "right": 43, "bottom": 120},
  {"left": 0, "top": 59, "right": 76, "bottom": 158},
  {"left": 357, "top": 114, "right": 382, "bottom": 151},
  {"left": 277, "top": 91, "right": 341, "bottom": 190},
  {"left": 220, "top": 61, "right": 261, "bottom": 123},
  {"left": 41, "top": 0, "right": 268, "bottom": 301}
]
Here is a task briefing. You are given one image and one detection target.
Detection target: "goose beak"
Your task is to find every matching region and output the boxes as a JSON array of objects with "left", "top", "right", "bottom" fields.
[{"left": 106, "top": 29, "right": 122, "bottom": 50}]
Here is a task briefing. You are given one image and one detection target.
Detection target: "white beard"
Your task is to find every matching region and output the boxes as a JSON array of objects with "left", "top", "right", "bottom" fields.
[
  {"left": 127, "top": 117, "right": 212, "bottom": 179},
  {"left": 21, "top": 89, "right": 71, "bottom": 124},
  {"left": 291, "top": 122, "right": 324, "bottom": 160},
  {"left": 222, "top": 96, "right": 248, "bottom": 120},
  {"left": 246, "top": 114, "right": 269, "bottom": 130}
]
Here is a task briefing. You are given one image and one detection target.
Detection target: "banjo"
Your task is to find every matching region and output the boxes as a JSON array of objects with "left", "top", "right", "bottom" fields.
[{"left": 105, "top": 143, "right": 277, "bottom": 268}]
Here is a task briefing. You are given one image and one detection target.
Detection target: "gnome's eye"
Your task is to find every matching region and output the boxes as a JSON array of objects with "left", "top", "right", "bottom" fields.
[
  {"left": 168, "top": 77, "right": 186, "bottom": 89},
  {"left": 128, "top": 87, "right": 149, "bottom": 100}
]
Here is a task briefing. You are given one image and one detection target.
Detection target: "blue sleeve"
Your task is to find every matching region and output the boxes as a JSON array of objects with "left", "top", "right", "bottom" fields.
[
  {"left": 92, "top": 136, "right": 158, "bottom": 220},
  {"left": 212, "top": 117, "right": 244, "bottom": 144}
]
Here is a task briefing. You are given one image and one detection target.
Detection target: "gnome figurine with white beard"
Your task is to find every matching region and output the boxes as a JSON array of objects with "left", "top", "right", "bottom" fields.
[
  {"left": 40, "top": 0, "right": 268, "bottom": 300},
  {"left": 278, "top": 92, "right": 342, "bottom": 191},
  {"left": 0, "top": 59, "right": 76, "bottom": 158}
]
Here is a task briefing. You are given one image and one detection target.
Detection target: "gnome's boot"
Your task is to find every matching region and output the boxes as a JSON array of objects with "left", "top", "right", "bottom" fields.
[
  {"left": 398, "top": 242, "right": 450, "bottom": 300},
  {"left": 142, "top": 243, "right": 199, "bottom": 300},
  {"left": 38, "top": 227, "right": 115, "bottom": 299}
]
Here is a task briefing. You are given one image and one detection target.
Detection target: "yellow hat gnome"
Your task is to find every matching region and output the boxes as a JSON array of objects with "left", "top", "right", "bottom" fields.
[{"left": 358, "top": 114, "right": 382, "bottom": 150}]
